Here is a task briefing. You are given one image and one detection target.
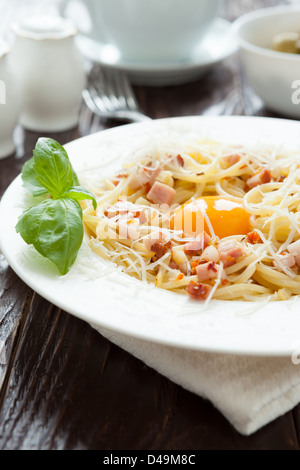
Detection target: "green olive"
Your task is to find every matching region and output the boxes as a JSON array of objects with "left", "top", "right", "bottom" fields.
[{"left": 272, "top": 32, "right": 300, "bottom": 54}]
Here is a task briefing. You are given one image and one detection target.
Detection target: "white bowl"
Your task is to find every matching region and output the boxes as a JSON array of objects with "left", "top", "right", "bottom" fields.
[{"left": 233, "top": 5, "right": 300, "bottom": 118}]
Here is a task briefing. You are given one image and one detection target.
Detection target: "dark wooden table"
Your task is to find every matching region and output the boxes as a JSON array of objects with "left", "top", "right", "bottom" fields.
[{"left": 1, "top": 0, "right": 300, "bottom": 451}]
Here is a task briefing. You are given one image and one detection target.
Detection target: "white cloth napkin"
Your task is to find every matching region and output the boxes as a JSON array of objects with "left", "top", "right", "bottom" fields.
[{"left": 92, "top": 325, "right": 300, "bottom": 436}]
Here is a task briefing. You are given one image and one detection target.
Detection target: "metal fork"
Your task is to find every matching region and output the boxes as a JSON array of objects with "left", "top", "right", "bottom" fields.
[{"left": 82, "top": 65, "right": 151, "bottom": 123}]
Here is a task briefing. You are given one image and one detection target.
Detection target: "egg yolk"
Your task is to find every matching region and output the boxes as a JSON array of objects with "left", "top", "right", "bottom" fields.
[{"left": 170, "top": 196, "right": 251, "bottom": 239}]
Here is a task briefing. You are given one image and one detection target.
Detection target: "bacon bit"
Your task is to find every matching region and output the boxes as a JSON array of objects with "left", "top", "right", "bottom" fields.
[
  {"left": 207, "top": 262, "right": 218, "bottom": 273},
  {"left": 222, "top": 279, "right": 229, "bottom": 286},
  {"left": 176, "top": 273, "right": 184, "bottom": 281},
  {"left": 151, "top": 242, "right": 168, "bottom": 260},
  {"left": 177, "top": 155, "right": 184, "bottom": 167},
  {"left": 191, "top": 259, "right": 201, "bottom": 274},
  {"left": 277, "top": 175, "right": 286, "bottom": 183},
  {"left": 262, "top": 169, "right": 272, "bottom": 184},
  {"left": 247, "top": 168, "right": 272, "bottom": 189},
  {"left": 246, "top": 231, "right": 262, "bottom": 245},
  {"left": 164, "top": 241, "right": 173, "bottom": 250},
  {"left": 112, "top": 173, "right": 127, "bottom": 186},
  {"left": 151, "top": 241, "right": 172, "bottom": 261},
  {"left": 186, "top": 281, "right": 212, "bottom": 301}
]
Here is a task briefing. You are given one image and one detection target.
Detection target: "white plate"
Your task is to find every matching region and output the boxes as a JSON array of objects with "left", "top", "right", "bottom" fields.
[
  {"left": 1, "top": 116, "right": 300, "bottom": 357},
  {"left": 77, "top": 18, "right": 237, "bottom": 86}
]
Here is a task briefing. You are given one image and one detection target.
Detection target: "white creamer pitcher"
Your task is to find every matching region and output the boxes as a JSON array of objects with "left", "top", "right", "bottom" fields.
[
  {"left": 0, "top": 41, "right": 21, "bottom": 159},
  {"left": 10, "top": 16, "right": 86, "bottom": 132}
]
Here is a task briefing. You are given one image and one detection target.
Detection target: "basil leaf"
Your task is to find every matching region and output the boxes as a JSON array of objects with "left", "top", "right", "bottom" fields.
[
  {"left": 33, "top": 137, "right": 79, "bottom": 198},
  {"left": 16, "top": 198, "right": 83, "bottom": 275},
  {"left": 62, "top": 186, "right": 97, "bottom": 210},
  {"left": 21, "top": 157, "right": 49, "bottom": 197}
]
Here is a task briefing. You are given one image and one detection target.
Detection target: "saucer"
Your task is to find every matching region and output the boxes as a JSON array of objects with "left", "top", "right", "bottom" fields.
[{"left": 76, "top": 18, "right": 237, "bottom": 86}]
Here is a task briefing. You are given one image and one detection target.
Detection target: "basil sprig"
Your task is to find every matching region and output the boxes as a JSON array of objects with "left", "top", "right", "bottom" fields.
[{"left": 16, "top": 137, "right": 97, "bottom": 275}]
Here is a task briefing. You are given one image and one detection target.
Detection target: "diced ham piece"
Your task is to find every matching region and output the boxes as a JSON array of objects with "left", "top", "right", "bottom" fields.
[
  {"left": 223, "top": 154, "right": 241, "bottom": 166},
  {"left": 147, "top": 181, "right": 176, "bottom": 206},
  {"left": 247, "top": 169, "right": 272, "bottom": 189},
  {"left": 282, "top": 254, "right": 296, "bottom": 268},
  {"left": 128, "top": 166, "right": 161, "bottom": 191},
  {"left": 178, "top": 261, "right": 190, "bottom": 276},
  {"left": 186, "top": 282, "right": 212, "bottom": 301},
  {"left": 135, "top": 211, "right": 147, "bottom": 225},
  {"left": 183, "top": 232, "right": 211, "bottom": 255},
  {"left": 274, "top": 252, "right": 296, "bottom": 270},
  {"left": 201, "top": 245, "right": 220, "bottom": 263},
  {"left": 183, "top": 240, "right": 205, "bottom": 256},
  {"left": 287, "top": 240, "right": 300, "bottom": 256},
  {"left": 218, "top": 239, "right": 245, "bottom": 268},
  {"left": 196, "top": 262, "right": 222, "bottom": 282},
  {"left": 287, "top": 240, "right": 300, "bottom": 267},
  {"left": 169, "top": 260, "right": 179, "bottom": 270}
]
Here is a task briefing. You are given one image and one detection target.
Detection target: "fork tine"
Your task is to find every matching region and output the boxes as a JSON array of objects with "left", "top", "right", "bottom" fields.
[
  {"left": 96, "top": 66, "right": 139, "bottom": 112},
  {"left": 101, "top": 67, "right": 125, "bottom": 110},
  {"left": 79, "top": 97, "right": 95, "bottom": 135},
  {"left": 118, "top": 72, "right": 139, "bottom": 111},
  {"left": 82, "top": 88, "right": 101, "bottom": 115},
  {"left": 82, "top": 64, "right": 151, "bottom": 123},
  {"left": 104, "top": 68, "right": 127, "bottom": 109},
  {"left": 90, "top": 68, "right": 115, "bottom": 113}
]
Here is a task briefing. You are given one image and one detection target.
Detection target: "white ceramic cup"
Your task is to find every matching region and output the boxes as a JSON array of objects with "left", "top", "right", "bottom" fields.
[
  {"left": 233, "top": 5, "right": 300, "bottom": 118},
  {"left": 60, "top": 0, "right": 220, "bottom": 63}
]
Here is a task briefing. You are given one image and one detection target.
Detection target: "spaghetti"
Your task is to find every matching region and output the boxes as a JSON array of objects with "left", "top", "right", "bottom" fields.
[{"left": 82, "top": 137, "right": 300, "bottom": 302}]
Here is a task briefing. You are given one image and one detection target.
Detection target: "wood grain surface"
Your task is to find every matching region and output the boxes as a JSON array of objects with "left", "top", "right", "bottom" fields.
[{"left": 1, "top": 0, "right": 300, "bottom": 450}]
